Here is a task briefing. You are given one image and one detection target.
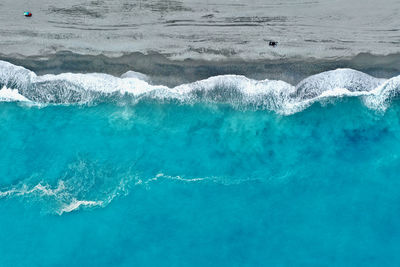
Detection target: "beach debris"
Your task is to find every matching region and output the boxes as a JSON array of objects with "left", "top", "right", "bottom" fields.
[
  {"left": 24, "top": 12, "right": 32, "bottom": 17},
  {"left": 269, "top": 41, "right": 278, "bottom": 47},
  {"left": 202, "top": 14, "right": 214, "bottom": 19}
]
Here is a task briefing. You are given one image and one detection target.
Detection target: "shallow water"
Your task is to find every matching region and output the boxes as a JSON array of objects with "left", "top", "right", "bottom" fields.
[{"left": 2, "top": 98, "right": 400, "bottom": 266}]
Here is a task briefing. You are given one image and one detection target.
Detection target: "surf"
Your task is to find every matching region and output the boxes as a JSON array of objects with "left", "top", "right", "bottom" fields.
[{"left": 1, "top": 60, "right": 400, "bottom": 114}]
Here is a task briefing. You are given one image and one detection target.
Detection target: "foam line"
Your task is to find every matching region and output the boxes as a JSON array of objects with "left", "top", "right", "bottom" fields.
[{"left": 1, "top": 60, "right": 399, "bottom": 114}]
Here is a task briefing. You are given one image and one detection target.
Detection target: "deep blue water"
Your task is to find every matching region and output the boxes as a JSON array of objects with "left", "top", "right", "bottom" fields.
[{"left": 1, "top": 97, "right": 400, "bottom": 266}]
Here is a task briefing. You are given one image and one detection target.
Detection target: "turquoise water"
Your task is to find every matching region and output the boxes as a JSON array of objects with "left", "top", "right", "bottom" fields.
[
  {"left": 1, "top": 60, "right": 400, "bottom": 266},
  {"left": 1, "top": 99, "right": 400, "bottom": 266}
]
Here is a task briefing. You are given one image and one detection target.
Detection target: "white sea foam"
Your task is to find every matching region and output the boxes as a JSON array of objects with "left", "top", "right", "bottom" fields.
[
  {"left": 151, "top": 173, "right": 206, "bottom": 183},
  {"left": 121, "top": 70, "right": 150, "bottom": 82},
  {"left": 0, "top": 171, "right": 253, "bottom": 214},
  {"left": 0, "top": 86, "right": 30, "bottom": 102},
  {"left": 0, "top": 181, "right": 65, "bottom": 198},
  {"left": 0, "top": 180, "right": 107, "bottom": 215},
  {"left": 59, "top": 199, "right": 103, "bottom": 215},
  {"left": 1, "top": 60, "right": 400, "bottom": 114},
  {"left": 0, "top": 174, "right": 201, "bottom": 215}
]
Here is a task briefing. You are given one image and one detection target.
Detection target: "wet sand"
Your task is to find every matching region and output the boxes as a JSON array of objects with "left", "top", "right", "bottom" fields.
[{"left": 1, "top": 51, "right": 400, "bottom": 87}]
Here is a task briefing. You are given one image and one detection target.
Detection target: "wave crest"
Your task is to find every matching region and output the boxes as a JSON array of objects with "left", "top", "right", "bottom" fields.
[{"left": 1, "top": 60, "right": 399, "bottom": 114}]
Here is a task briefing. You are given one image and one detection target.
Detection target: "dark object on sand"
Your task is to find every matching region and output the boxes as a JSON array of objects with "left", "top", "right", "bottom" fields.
[
  {"left": 269, "top": 41, "right": 278, "bottom": 47},
  {"left": 24, "top": 12, "right": 32, "bottom": 17}
]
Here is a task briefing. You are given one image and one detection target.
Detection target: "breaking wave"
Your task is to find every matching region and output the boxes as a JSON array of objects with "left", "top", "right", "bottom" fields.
[
  {"left": 0, "top": 157, "right": 211, "bottom": 215},
  {"left": 1, "top": 60, "right": 400, "bottom": 114},
  {"left": 0, "top": 173, "right": 211, "bottom": 215},
  {"left": 0, "top": 180, "right": 104, "bottom": 215}
]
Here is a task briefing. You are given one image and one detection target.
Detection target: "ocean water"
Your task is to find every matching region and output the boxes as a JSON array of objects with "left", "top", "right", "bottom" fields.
[{"left": 1, "top": 60, "right": 400, "bottom": 265}]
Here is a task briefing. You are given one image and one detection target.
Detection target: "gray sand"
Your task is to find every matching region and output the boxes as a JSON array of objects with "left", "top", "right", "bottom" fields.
[{"left": 0, "top": 0, "right": 399, "bottom": 60}]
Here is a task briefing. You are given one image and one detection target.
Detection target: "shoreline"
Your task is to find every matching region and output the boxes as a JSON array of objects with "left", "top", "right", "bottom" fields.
[{"left": 1, "top": 51, "right": 400, "bottom": 87}]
